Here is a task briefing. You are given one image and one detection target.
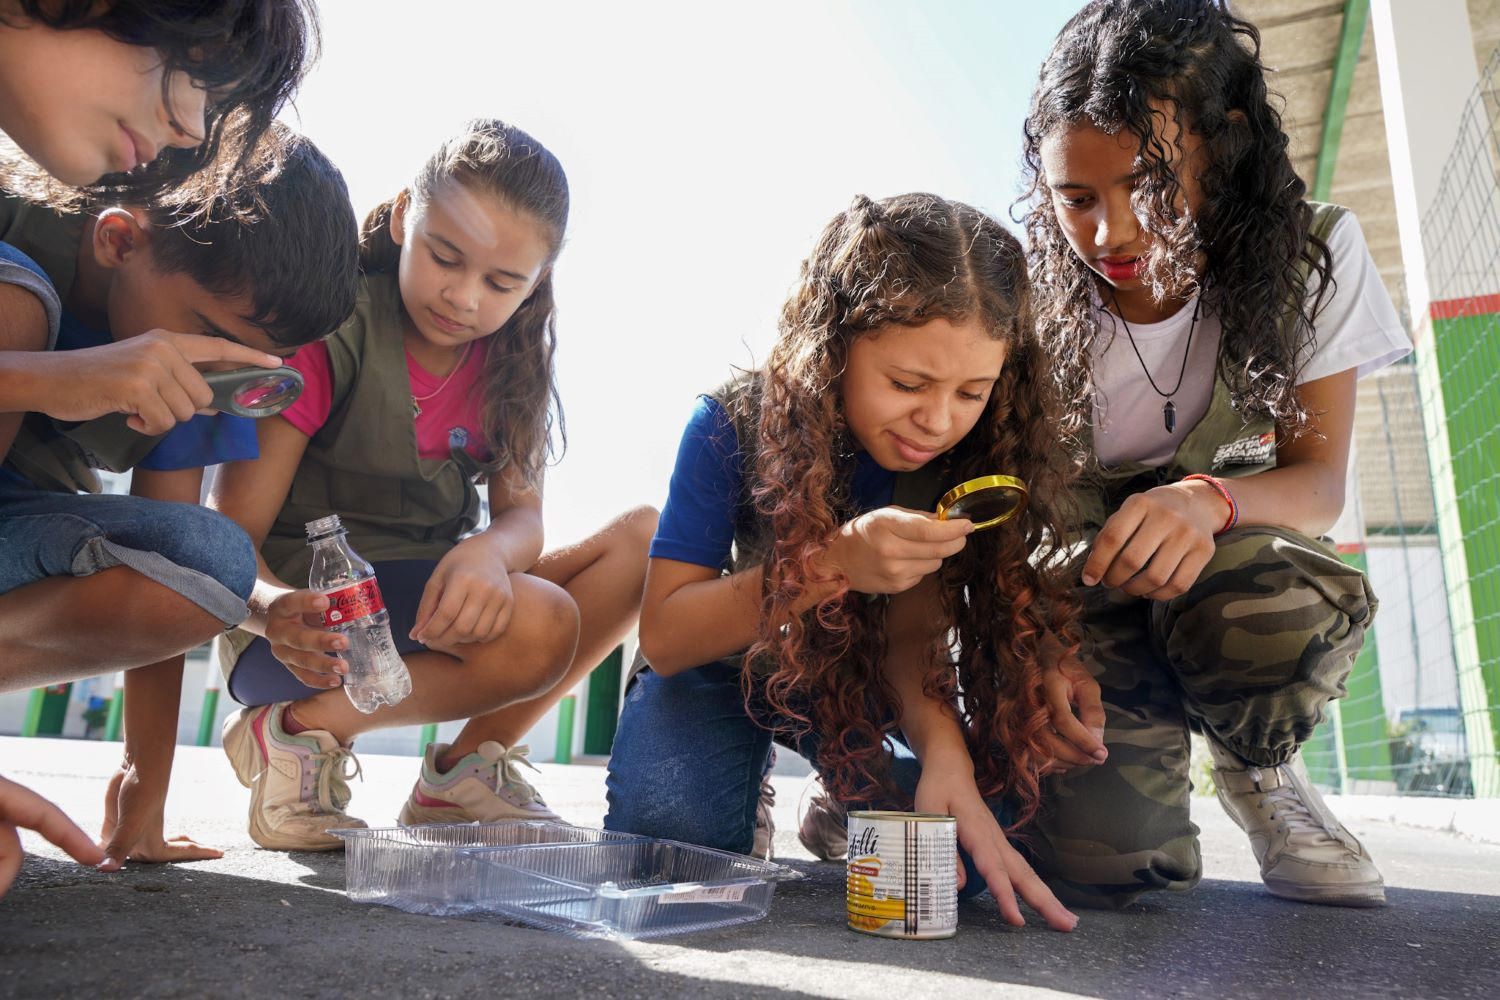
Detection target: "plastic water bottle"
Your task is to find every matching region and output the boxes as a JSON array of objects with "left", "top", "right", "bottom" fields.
[{"left": 305, "top": 514, "right": 412, "bottom": 714}]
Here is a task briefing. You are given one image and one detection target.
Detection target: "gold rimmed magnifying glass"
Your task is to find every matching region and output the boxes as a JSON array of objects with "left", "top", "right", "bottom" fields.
[{"left": 935, "top": 475, "right": 1029, "bottom": 532}]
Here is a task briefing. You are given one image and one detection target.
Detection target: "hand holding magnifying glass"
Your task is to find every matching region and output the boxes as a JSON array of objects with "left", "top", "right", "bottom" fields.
[{"left": 935, "top": 474, "right": 1029, "bottom": 530}]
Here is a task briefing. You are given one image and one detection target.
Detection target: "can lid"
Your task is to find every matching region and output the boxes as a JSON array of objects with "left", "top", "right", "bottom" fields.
[{"left": 846, "top": 810, "right": 956, "bottom": 822}]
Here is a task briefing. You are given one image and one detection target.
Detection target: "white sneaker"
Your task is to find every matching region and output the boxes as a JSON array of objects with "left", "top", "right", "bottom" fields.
[
  {"left": 221, "top": 702, "right": 366, "bottom": 851},
  {"left": 796, "top": 774, "right": 848, "bottom": 862},
  {"left": 1208, "top": 739, "right": 1386, "bottom": 906},
  {"left": 398, "top": 741, "right": 561, "bottom": 825}
]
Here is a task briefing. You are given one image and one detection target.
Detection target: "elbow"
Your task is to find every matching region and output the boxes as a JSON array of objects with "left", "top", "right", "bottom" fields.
[
  {"left": 637, "top": 619, "right": 696, "bottom": 677},
  {"left": 1307, "top": 473, "right": 1348, "bottom": 537}
]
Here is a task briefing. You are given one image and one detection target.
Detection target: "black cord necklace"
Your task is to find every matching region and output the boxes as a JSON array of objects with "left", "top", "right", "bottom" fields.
[{"left": 1108, "top": 293, "right": 1200, "bottom": 433}]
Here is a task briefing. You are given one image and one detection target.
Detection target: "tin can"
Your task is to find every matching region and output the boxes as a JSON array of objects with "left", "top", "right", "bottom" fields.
[{"left": 846, "top": 811, "right": 958, "bottom": 939}]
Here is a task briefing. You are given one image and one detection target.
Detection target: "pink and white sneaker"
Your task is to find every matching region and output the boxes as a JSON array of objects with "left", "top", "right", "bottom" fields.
[
  {"left": 398, "top": 741, "right": 561, "bottom": 825},
  {"left": 221, "top": 702, "right": 366, "bottom": 851}
]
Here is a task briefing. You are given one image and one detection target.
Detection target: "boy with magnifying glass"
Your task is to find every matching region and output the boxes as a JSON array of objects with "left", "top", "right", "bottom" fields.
[{"left": 0, "top": 124, "right": 358, "bottom": 869}]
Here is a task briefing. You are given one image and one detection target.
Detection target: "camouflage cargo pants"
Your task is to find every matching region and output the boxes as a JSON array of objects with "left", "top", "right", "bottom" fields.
[{"left": 1029, "top": 526, "right": 1378, "bottom": 909}]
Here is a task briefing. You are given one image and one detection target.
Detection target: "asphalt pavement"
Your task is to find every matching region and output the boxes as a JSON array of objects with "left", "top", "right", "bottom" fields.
[{"left": 3, "top": 736, "right": 1498, "bottom": 999}]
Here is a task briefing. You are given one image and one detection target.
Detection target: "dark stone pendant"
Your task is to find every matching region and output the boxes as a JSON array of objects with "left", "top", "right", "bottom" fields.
[{"left": 1163, "top": 400, "right": 1177, "bottom": 433}]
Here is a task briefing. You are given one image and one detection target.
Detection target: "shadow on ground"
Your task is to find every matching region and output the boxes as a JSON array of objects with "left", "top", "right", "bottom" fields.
[{"left": 5, "top": 853, "right": 1499, "bottom": 1000}]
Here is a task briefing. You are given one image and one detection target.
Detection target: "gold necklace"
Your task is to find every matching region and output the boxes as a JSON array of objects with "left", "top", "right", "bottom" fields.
[{"left": 410, "top": 341, "right": 474, "bottom": 417}]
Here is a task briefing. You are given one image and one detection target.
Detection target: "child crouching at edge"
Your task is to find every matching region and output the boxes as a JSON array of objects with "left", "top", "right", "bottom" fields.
[
  {"left": 211, "top": 119, "right": 656, "bottom": 850},
  {"left": 1, "top": 123, "right": 358, "bottom": 868},
  {"left": 605, "top": 192, "right": 1108, "bottom": 931}
]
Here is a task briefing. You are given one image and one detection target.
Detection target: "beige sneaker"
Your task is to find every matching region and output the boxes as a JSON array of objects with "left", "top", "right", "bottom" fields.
[
  {"left": 751, "top": 778, "right": 776, "bottom": 859},
  {"left": 1208, "top": 738, "right": 1386, "bottom": 906},
  {"left": 221, "top": 703, "right": 366, "bottom": 851},
  {"left": 796, "top": 774, "right": 848, "bottom": 862},
  {"left": 398, "top": 741, "right": 560, "bottom": 825}
]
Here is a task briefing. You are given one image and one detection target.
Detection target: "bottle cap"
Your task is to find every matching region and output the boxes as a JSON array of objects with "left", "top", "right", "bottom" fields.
[{"left": 305, "top": 514, "right": 344, "bottom": 542}]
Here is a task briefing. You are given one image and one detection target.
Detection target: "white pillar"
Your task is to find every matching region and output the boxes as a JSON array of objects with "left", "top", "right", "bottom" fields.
[{"left": 1370, "top": 0, "right": 1481, "bottom": 317}]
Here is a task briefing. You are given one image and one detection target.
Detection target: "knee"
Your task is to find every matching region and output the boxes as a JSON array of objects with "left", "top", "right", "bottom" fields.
[
  {"left": 613, "top": 505, "right": 659, "bottom": 568},
  {"left": 175, "top": 505, "right": 258, "bottom": 601},
  {"left": 1164, "top": 528, "right": 1373, "bottom": 666},
  {"left": 503, "top": 575, "right": 579, "bottom": 696},
  {"left": 619, "top": 504, "right": 659, "bottom": 539}
]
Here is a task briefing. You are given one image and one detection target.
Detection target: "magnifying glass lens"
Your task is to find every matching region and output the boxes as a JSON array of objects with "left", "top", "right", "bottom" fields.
[
  {"left": 206, "top": 366, "right": 305, "bottom": 418},
  {"left": 233, "top": 374, "right": 299, "bottom": 412},
  {"left": 935, "top": 475, "right": 1029, "bottom": 532},
  {"left": 945, "top": 489, "right": 1023, "bottom": 524}
]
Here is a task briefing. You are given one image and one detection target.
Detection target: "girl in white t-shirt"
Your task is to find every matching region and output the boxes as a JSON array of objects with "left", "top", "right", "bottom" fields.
[{"left": 1019, "top": 0, "right": 1409, "bottom": 912}]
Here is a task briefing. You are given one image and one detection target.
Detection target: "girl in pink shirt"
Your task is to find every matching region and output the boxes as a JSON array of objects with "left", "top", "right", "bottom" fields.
[{"left": 210, "top": 120, "right": 656, "bottom": 849}]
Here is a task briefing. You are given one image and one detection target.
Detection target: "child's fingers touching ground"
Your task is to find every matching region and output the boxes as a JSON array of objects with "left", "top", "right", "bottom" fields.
[{"left": 0, "top": 776, "right": 104, "bottom": 896}]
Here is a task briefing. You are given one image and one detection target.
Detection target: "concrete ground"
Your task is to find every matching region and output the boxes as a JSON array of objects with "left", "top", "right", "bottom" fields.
[{"left": 3, "top": 736, "right": 1498, "bottom": 1000}]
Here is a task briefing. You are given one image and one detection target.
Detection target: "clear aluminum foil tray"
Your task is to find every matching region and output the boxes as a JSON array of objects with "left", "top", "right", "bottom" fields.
[
  {"left": 333, "top": 821, "right": 642, "bottom": 916},
  {"left": 462, "top": 838, "right": 802, "bottom": 940}
]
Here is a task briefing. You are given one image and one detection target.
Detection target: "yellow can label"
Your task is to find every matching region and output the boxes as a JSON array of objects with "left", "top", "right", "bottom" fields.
[{"left": 846, "top": 811, "right": 957, "bottom": 939}]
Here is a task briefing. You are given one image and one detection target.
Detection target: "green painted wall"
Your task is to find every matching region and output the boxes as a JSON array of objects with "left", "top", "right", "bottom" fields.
[{"left": 1432, "top": 308, "right": 1500, "bottom": 756}]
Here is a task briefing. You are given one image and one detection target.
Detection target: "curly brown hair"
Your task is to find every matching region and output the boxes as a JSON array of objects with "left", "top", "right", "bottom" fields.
[
  {"left": 361, "top": 119, "right": 567, "bottom": 490},
  {"left": 746, "top": 193, "right": 1079, "bottom": 826},
  {"left": 1021, "top": 0, "right": 1334, "bottom": 438}
]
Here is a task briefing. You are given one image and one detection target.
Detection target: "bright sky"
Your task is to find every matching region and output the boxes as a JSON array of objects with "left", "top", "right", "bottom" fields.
[{"left": 281, "top": 1, "right": 1084, "bottom": 544}]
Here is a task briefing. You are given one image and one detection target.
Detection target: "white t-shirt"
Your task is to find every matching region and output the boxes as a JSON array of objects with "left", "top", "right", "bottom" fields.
[{"left": 1091, "top": 212, "right": 1411, "bottom": 468}]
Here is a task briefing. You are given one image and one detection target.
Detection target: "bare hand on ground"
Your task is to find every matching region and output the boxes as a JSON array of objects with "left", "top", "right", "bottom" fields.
[{"left": 98, "top": 762, "right": 222, "bottom": 869}]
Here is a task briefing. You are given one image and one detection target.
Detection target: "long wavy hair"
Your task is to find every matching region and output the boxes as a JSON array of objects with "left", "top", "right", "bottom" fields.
[
  {"left": 360, "top": 119, "right": 567, "bottom": 489},
  {"left": 1021, "top": 0, "right": 1334, "bottom": 437},
  {"left": 746, "top": 193, "right": 1079, "bottom": 826},
  {"left": 0, "top": 0, "right": 318, "bottom": 206}
]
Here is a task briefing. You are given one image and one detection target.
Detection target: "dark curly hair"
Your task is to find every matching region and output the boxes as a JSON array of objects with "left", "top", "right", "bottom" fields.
[
  {"left": 147, "top": 123, "right": 359, "bottom": 349},
  {"left": 746, "top": 192, "right": 1079, "bottom": 826},
  {"left": 360, "top": 118, "right": 567, "bottom": 490},
  {"left": 1021, "top": 0, "right": 1334, "bottom": 436},
  {"left": 1, "top": 0, "right": 318, "bottom": 203}
]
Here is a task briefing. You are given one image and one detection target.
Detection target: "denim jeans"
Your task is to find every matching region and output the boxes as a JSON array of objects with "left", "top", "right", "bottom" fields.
[
  {"left": 603, "top": 659, "right": 1013, "bottom": 900},
  {"left": 0, "top": 471, "right": 254, "bottom": 626}
]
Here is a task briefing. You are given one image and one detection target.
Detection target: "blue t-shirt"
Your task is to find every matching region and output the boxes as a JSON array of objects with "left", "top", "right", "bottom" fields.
[
  {"left": 53, "top": 310, "right": 258, "bottom": 472},
  {"left": 0, "top": 240, "right": 61, "bottom": 347},
  {"left": 650, "top": 395, "right": 895, "bottom": 570}
]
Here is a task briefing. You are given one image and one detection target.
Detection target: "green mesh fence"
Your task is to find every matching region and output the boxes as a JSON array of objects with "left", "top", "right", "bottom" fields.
[{"left": 1316, "top": 46, "right": 1500, "bottom": 799}]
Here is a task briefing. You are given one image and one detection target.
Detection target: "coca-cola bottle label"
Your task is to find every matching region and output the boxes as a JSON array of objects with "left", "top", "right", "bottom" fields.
[{"left": 319, "top": 579, "right": 385, "bottom": 627}]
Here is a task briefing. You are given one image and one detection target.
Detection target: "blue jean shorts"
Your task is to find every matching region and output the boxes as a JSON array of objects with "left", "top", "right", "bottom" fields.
[{"left": 0, "top": 469, "right": 255, "bottom": 626}]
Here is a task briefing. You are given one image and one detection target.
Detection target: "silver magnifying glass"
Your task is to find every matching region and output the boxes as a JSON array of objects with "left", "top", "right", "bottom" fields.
[
  {"left": 203, "top": 366, "right": 305, "bottom": 418},
  {"left": 935, "top": 475, "right": 1029, "bottom": 532}
]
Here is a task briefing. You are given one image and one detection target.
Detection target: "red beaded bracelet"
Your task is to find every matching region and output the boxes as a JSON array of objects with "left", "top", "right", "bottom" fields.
[{"left": 1182, "top": 473, "right": 1239, "bottom": 535}]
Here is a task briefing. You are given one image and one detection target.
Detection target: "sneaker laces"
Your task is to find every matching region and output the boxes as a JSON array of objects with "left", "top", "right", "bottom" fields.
[
  {"left": 758, "top": 778, "right": 776, "bottom": 814},
  {"left": 1260, "top": 768, "right": 1341, "bottom": 848},
  {"left": 493, "top": 743, "right": 544, "bottom": 806},
  {"left": 312, "top": 746, "right": 363, "bottom": 815}
]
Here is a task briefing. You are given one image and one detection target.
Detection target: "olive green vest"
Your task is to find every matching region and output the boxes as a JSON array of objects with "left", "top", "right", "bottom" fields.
[
  {"left": 219, "top": 271, "right": 485, "bottom": 675},
  {"left": 0, "top": 197, "right": 167, "bottom": 492},
  {"left": 1071, "top": 202, "right": 1347, "bottom": 534}
]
